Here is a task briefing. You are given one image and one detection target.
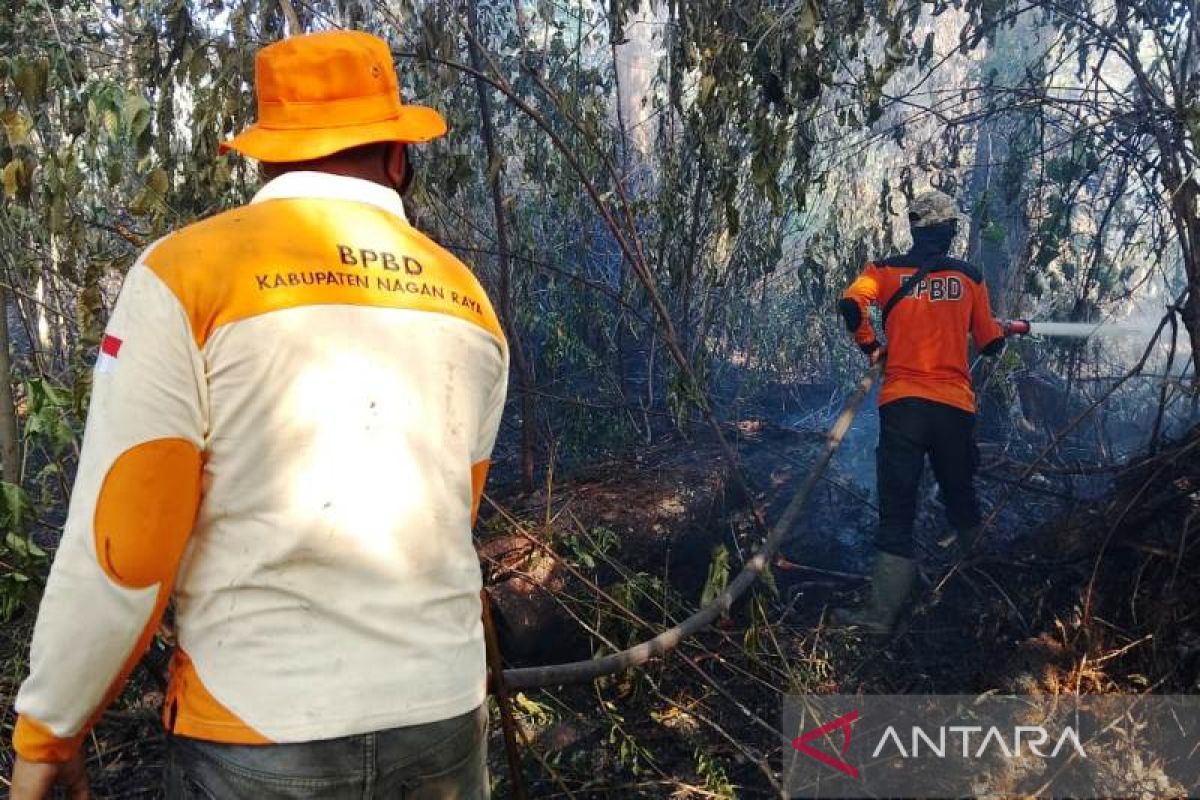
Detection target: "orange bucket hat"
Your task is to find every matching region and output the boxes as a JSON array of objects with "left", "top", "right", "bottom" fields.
[{"left": 220, "top": 30, "right": 446, "bottom": 162}]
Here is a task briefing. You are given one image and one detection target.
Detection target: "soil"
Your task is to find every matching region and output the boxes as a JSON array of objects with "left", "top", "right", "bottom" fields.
[{"left": 3, "top": 417, "right": 1198, "bottom": 798}]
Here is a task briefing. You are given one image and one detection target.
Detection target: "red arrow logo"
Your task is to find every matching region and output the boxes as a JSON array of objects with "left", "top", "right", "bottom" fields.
[{"left": 791, "top": 709, "right": 860, "bottom": 779}]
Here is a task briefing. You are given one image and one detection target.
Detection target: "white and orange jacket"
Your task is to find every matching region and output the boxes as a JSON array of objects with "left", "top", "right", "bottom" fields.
[{"left": 14, "top": 172, "right": 509, "bottom": 760}]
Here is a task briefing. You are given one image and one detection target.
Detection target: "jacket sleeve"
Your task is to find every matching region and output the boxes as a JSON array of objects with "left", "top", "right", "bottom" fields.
[
  {"left": 971, "top": 279, "right": 1006, "bottom": 356},
  {"left": 469, "top": 342, "right": 509, "bottom": 527},
  {"left": 13, "top": 259, "right": 206, "bottom": 762},
  {"left": 838, "top": 264, "right": 882, "bottom": 353}
]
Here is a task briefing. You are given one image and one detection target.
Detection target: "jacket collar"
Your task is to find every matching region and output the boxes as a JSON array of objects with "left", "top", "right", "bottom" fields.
[{"left": 251, "top": 171, "right": 408, "bottom": 223}]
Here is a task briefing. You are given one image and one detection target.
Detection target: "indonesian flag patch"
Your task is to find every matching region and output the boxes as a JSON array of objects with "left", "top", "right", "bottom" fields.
[{"left": 97, "top": 334, "right": 123, "bottom": 374}]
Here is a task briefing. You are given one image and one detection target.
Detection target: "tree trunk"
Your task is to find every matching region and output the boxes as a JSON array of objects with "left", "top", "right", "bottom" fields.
[
  {"left": 1159, "top": 163, "right": 1200, "bottom": 378},
  {"left": 465, "top": 4, "right": 538, "bottom": 492},
  {"left": 0, "top": 287, "right": 23, "bottom": 484},
  {"left": 1175, "top": 186, "right": 1200, "bottom": 379}
]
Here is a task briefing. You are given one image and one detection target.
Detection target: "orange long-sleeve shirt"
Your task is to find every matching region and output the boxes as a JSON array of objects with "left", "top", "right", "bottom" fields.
[{"left": 839, "top": 254, "right": 1004, "bottom": 413}]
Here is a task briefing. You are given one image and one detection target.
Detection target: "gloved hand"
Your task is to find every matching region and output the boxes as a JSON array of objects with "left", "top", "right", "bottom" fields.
[
  {"left": 860, "top": 341, "right": 886, "bottom": 366},
  {"left": 864, "top": 345, "right": 892, "bottom": 369}
]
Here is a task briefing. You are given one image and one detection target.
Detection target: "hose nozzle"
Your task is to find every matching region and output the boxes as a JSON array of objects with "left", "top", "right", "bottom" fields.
[{"left": 1004, "top": 319, "right": 1031, "bottom": 336}]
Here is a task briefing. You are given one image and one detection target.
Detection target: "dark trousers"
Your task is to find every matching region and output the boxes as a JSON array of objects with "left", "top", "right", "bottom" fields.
[
  {"left": 876, "top": 397, "right": 981, "bottom": 558},
  {"left": 164, "top": 705, "right": 488, "bottom": 799}
]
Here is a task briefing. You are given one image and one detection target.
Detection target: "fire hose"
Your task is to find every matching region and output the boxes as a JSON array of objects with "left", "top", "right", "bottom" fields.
[
  {"left": 477, "top": 362, "right": 880, "bottom": 795},
  {"left": 482, "top": 323, "right": 1027, "bottom": 790},
  {"left": 493, "top": 321, "right": 1031, "bottom": 691},
  {"left": 495, "top": 362, "right": 883, "bottom": 690}
]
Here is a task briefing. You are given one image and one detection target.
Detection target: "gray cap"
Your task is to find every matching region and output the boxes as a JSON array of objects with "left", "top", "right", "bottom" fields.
[{"left": 908, "top": 190, "right": 958, "bottom": 227}]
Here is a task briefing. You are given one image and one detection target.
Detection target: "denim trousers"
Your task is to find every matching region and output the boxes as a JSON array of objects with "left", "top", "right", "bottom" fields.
[{"left": 163, "top": 705, "right": 489, "bottom": 799}]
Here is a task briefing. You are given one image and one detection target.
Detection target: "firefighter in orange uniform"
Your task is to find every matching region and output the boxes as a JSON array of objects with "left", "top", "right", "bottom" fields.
[
  {"left": 10, "top": 31, "right": 507, "bottom": 799},
  {"left": 834, "top": 190, "right": 1006, "bottom": 634}
]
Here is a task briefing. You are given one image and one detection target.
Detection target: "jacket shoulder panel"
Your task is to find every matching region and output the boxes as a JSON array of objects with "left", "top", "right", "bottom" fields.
[
  {"left": 933, "top": 256, "right": 983, "bottom": 283},
  {"left": 874, "top": 253, "right": 983, "bottom": 283},
  {"left": 141, "top": 199, "right": 506, "bottom": 347}
]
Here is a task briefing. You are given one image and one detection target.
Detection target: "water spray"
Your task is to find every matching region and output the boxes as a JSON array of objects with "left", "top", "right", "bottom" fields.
[
  {"left": 974, "top": 318, "right": 1148, "bottom": 374},
  {"left": 1003, "top": 319, "right": 1155, "bottom": 340}
]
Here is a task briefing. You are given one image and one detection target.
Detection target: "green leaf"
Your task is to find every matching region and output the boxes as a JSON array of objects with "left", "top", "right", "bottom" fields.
[
  {"left": 983, "top": 222, "right": 1006, "bottom": 244},
  {"left": 148, "top": 167, "right": 169, "bottom": 195},
  {"left": 130, "top": 168, "right": 169, "bottom": 215},
  {"left": 5, "top": 531, "right": 27, "bottom": 556},
  {"left": 128, "top": 191, "right": 149, "bottom": 216},
  {"left": 42, "top": 379, "right": 70, "bottom": 408},
  {"left": 101, "top": 104, "right": 120, "bottom": 140},
  {"left": 0, "top": 483, "right": 31, "bottom": 531},
  {"left": 2, "top": 159, "right": 27, "bottom": 200},
  {"left": 52, "top": 420, "right": 75, "bottom": 454},
  {"left": 0, "top": 110, "right": 33, "bottom": 146},
  {"left": 797, "top": 0, "right": 819, "bottom": 43},
  {"left": 23, "top": 411, "right": 46, "bottom": 438},
  {"left": 700, "top": 544, "right": 730, "bottom": 607},
  {"left": 15, "top": 59, "right": 49, "bottom": 108},
  {"left": 48, "top": 194, "right": 67, "bottom": 234},
  {"left": 122, "top": 93, "right": 152, "bottom": 139},
  {"left": 212, "top": 157, "right": 231, "bottom": 188}
]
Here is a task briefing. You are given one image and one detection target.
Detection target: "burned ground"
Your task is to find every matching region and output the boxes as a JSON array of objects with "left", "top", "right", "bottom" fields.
[
  {"left": 469, "top": 405, "right": 1200, "bottom": 797},
  {"left": 2, "top": 388, "right": 1198, "bottom": 798}
]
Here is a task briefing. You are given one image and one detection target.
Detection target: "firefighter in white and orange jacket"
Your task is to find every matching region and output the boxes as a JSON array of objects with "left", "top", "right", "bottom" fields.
[{"left": 10, "top": 31, "right": 508, "bottom": 799}]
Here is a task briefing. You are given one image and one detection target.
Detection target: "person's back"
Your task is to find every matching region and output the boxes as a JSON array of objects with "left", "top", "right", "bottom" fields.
[
  {"left": 834, "top": 190, "right": 1005, "bottom": 635},
  {"left": 10, "top": 31, "right": 507, "bottom": 800},
  {"left": 839, "top": 210, "right": 1003, "bottom": 413},
  {"left": 155, "top": 179, "right": 506, "bottom": 739}
]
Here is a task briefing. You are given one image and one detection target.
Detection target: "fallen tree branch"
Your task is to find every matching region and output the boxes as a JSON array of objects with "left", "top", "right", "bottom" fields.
[{"left": 500, "top": 364, "right": 881, "bottom": 689}]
